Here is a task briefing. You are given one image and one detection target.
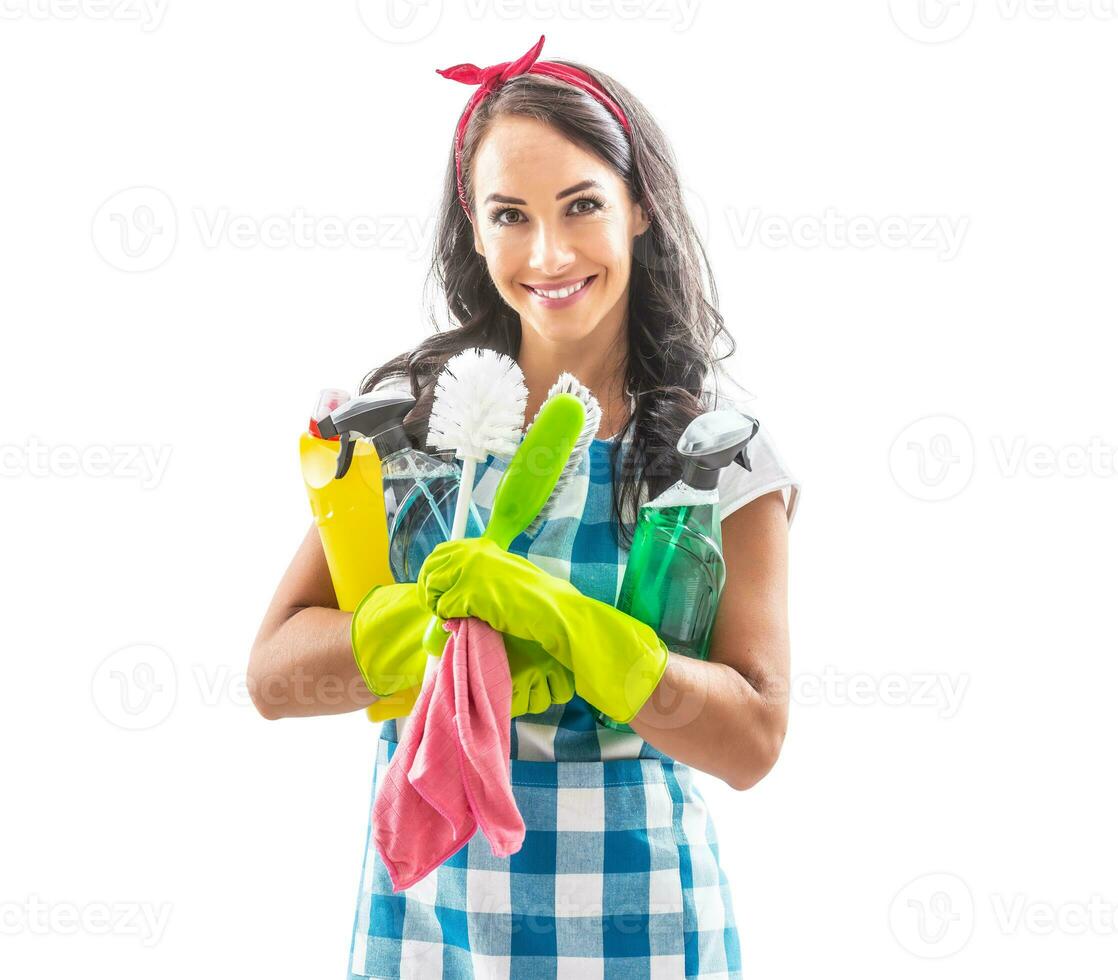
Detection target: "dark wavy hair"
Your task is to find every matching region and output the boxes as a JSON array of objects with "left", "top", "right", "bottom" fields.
[{"left": 359, "top": 60, "right": 736, "bottom": 547}]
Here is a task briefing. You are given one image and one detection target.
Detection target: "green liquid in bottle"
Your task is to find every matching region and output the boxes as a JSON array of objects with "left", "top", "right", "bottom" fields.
[{"left": 599, "top": 502, "right": 725, "bottom": 733}]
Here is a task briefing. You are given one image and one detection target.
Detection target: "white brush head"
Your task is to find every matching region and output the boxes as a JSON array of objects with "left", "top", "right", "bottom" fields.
[
  {"left": 523, "top": 371, "right": 602, "bottom": 536},
  {"left": 427, "top": 348, "right": 528, "bottom": 462}
]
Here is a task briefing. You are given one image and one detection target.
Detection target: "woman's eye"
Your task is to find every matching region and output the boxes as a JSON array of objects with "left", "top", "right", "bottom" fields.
[
  {"left": 491, "top": 208, "right": 523, "bottom": 226},
  {"left": 570, "top": 196, "right": 604, "bottom": 215},
  {"left": 488, "top": 197, "right": 604, "bottom": 226}
]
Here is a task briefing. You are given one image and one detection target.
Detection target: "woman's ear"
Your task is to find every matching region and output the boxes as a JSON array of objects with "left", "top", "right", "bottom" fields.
[
  {"left": 473, "top": 220, "right": 486, "bottom": 257},
  {"left": 633, "top": 198, "right": 652, "bottom": 238}
]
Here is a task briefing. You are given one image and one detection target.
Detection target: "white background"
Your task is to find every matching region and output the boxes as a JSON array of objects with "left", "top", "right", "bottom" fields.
[{"left": 2, "top": 2, "right": 1115, "bottom": 977}]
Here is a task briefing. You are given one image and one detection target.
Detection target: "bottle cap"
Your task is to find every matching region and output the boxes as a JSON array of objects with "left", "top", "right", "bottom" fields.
[
  {"left": 316, "top": 390, "right": 417, "bottom": 478},
  {"left": 677, "top": 409, "right": 760, "bottom": 490},
  {"left": 308, "top": 388, "right": 351, "bottom": 439}
]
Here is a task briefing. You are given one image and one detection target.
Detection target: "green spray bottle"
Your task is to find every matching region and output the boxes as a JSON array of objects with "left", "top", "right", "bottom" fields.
[{"left": 598, "top": 408, "right": 759, "bottom": 732}]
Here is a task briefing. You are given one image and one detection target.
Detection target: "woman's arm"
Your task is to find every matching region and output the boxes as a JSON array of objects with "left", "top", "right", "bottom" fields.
[
  {"left": 247, "top": 522, "right": 379, "bottom": 720},
  {"left": 628, "top": 489, "right": 791, "bottom": 791}
]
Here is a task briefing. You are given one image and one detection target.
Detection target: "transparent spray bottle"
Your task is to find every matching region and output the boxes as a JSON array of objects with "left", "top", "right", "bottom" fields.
[
  {"left": 316, "top": 390, "right": 483, "bottom": 584},
  {"left": 599, "top": 409, "right": 759, "bottom": 732}
]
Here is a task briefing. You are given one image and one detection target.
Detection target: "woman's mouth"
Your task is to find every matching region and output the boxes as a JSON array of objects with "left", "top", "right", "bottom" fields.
[{"left": 522, "top": 275, "right": 597, "bottom": 309}]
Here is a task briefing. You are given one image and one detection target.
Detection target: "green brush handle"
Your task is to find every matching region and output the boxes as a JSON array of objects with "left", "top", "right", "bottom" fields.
[
  {"left": 421, "top": 392, "right": 586, "bottom": 656},
  {"left": 483, "top": 392, "right": 585, "bottom": 549}
]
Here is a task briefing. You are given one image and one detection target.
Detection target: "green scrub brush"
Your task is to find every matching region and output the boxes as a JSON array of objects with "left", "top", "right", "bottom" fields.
[
  {"left": 520, "top": 372, "right": 602, "bottom": 538},
  {"left": 421, "top": 372, "right": 602, "bottom": 657}
]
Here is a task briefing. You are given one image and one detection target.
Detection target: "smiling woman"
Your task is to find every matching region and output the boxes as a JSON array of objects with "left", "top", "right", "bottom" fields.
[
  {"left": 367, "top": 35, "right": 734, "bottom": 533},
  {"left": 284, "top": 33, "right": 799, "bottom": 980},
  {"left": 469, "top": 115, "right": 650, "bottom": 391}
]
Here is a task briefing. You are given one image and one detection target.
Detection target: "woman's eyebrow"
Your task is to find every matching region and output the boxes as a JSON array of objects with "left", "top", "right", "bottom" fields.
[
  {"left": 555, "top": 179, "right": 602, "bottom": 200},
  {"left": 483, "top": 179, "right": 604, "bottom": 207}
]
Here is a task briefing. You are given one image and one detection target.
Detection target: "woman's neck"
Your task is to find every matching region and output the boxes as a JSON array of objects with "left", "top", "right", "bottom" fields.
[{"left": 517, "top": 324, "right": 630, "bottom": 439}]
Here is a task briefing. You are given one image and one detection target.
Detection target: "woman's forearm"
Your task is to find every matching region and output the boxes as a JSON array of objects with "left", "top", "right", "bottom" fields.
[
  {"left": 248, "top": 606, "right": 378, "bottom": 719},
  {"left": 629, "top": 653, "right": 788, "bottom": 791}
]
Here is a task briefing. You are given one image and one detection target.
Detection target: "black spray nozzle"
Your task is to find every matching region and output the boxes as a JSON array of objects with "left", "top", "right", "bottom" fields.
[
  {"left": 314, "top": 390, "right": 416, "bottom": 479},
  {"left": 677, "top": 409, "right": 760, "bottom": 490}
]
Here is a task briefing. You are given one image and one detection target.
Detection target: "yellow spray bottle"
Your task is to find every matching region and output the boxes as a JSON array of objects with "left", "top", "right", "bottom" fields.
[{"left": 299, "top": 389, "right": 418, "bottom": 721}]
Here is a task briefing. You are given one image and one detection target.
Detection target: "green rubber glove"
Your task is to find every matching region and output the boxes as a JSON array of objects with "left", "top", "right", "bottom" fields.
[
  {"left": 350, "top": 582, "right": 575, "bottom": 719},
  {"left": 417, "top": 538, "right": 671, "bottom": 724},
  {"left": 504, "top": 633, "right": 576, "bottom": 716},
  {"left": 350, "top": 583, "right": 431, "bottom": 699}
]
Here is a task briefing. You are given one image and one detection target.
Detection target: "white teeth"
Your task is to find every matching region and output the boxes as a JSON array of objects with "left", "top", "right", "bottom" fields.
[{"left": 531, "top": 277, "right": 590, "bottom": 300}]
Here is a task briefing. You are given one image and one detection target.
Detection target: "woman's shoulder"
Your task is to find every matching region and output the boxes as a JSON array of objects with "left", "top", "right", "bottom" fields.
[{"left": 702, "top": 369, "right": 801, "bottom": 527}]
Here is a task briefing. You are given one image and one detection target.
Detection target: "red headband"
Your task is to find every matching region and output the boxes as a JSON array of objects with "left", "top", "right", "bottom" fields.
[{"left": 435, "top": 34, "right": 632, "bottom": 221}]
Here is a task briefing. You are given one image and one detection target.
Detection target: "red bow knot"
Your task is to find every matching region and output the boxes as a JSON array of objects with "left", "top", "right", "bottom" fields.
[{"left": 435, "top": 34, "right": 546, "bottom": 94}]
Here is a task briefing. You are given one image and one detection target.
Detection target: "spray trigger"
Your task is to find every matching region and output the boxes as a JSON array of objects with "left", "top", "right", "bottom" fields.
[
  {"left": 732, "top": 416, "right": 760, "bottom": 472},
  {"left": 335, "top": 431, "right": 356, "bottom": 479}
]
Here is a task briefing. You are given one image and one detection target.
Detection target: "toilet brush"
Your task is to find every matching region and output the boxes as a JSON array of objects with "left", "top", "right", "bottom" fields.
[{"left": 420, "top": 348, "right": 528, "bottom": 682}]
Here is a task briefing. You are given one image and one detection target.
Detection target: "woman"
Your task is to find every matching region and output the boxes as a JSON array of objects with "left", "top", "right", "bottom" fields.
[{"left": 249, "top": 35, "right": 800, "bottom": 979}]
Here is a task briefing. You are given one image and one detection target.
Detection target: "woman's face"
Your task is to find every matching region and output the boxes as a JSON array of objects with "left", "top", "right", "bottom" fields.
[{"left": 469, "top": 114, "right": 650, "bottom": 347}]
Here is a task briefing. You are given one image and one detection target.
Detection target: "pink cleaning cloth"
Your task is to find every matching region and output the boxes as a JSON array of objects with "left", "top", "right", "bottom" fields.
[{"left": 372, "top": 616, "right": 525, "bottom": 892}]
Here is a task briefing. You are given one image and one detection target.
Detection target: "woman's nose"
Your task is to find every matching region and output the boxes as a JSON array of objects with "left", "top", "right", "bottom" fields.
[{"left": 528, "top": 219, "right": 575, "bottom": 274}]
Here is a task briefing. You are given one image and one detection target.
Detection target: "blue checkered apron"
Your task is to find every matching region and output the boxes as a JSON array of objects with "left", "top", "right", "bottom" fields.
[{"left": 348, "top": 435, "right": 744, "bottom": 979}]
